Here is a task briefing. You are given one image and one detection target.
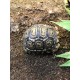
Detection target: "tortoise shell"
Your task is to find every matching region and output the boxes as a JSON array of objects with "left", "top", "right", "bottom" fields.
[{"left": 23, "top": 24, "right": 60, "bottom": 54}]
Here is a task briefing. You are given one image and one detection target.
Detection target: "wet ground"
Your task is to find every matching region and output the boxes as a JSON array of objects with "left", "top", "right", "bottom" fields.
[{"left": 10, "top": 0, "right": 70, "bottom": 80}]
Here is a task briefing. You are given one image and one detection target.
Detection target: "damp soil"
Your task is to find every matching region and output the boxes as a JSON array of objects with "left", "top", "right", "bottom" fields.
[{"left": 10, "top": 5, "right": 70, "bottom": 80}]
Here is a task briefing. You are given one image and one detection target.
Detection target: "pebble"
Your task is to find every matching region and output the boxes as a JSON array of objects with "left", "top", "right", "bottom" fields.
[
  {"left": 10, "top": 24, "right": 19, "bottom": 32},
  {"left": 10, "top": 17, "right": 19, "bottom": 32}
]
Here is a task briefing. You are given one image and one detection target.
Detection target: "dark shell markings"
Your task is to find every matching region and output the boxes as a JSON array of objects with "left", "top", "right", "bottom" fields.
[{"left": 23, "top": 24, "right": 60, "bottom": 54}]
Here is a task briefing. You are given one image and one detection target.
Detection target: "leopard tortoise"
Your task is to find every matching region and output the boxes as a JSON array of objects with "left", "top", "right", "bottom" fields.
[{"left": 23, "top": 24, "right": 60, "bottom": 54}]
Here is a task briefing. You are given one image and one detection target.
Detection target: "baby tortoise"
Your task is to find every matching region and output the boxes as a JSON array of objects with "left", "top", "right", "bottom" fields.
[{"left": 23, "top": 24, "right": 60, "bottom": 54}]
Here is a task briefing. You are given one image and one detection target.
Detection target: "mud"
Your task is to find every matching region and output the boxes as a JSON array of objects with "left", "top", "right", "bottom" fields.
[{"left": 10, "top": 1, "right": 70, "bottom": 80}]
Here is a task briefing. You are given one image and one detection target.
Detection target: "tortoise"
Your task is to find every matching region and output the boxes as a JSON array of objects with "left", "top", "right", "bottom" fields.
[{"left": 23, "top": 24, "right": 60, "bottom": 54}]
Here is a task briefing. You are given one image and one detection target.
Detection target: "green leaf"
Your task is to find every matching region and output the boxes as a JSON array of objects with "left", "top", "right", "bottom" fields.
[
  {"left": 51, "top": 20, "right": 70, "bottom": 31},
  {"left": 65, "top": 7, "right": 70, "bottom": 15},
  {"left": 64, "top": 0, "right": 70, "bottom": 15},
  {"left": 60, "top": 60, "right": 70, "bottom": 67},
  {"left": 56, "top": 51, "right": 70, "bottom": 59}
]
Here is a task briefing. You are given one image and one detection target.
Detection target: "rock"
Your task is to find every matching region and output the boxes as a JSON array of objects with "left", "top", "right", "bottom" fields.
[
  {"left": 10, "top": 17, "right": 19, "bottom": 32},
  {"left": 10, "top": 23, "right": 19, "bottom": 33}
]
